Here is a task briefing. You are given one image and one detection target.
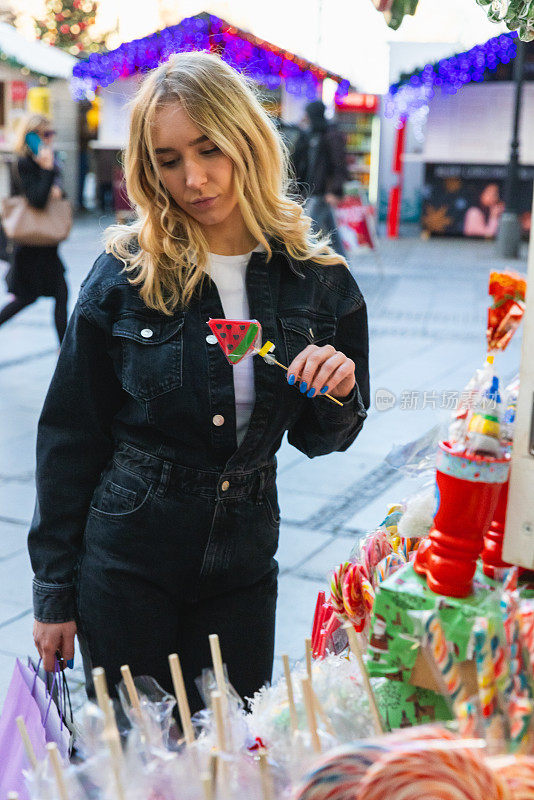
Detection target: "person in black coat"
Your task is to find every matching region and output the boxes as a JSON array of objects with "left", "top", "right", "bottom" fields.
[
  {"left": 293, "top": 100, "right": 349, "bottom": 258},
  {"left": 0, "top": 113, "right": 69, "bottom": 343}
]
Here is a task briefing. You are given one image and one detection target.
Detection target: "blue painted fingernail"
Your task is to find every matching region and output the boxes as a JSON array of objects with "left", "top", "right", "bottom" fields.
[
  {"left": 299, "top": 381, "right": 307, "bottom": 393},
  {"left": 67, "top": 659, "right": 74, "bottom": 669},
  {"left": 307, "top": 388, "right": 316, "bottom": 398},
  {"left": 287, "top": 374, "right": 295, "bottom": 385},
  {"left": 320, "top": 385, "right": 329, "bottom": 394}
]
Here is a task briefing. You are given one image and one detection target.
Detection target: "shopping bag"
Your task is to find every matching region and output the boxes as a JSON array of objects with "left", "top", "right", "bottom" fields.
[{"left": 0, "top": 658, "right": 71, "bottom": 799}]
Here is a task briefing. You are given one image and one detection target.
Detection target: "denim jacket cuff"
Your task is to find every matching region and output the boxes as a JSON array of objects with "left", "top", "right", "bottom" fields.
[
  {"left": 33, "top": 579, "right": 76, "bottom": 623},
  {"left": 315, "top": 384, "right": 367, "bottom": 426}
]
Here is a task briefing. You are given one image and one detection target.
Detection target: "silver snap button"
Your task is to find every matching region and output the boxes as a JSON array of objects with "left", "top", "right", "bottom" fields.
[
  {"left": 212, "top": 414, "right": 225, "bottom": 427},
  {"left": 206, "top": 334, "right": 218, "bottom": 344},
  {"left": 221, "top": 480, "right": 230, "bottom": 492},
  {"left": 141, "top": 328, "right": 153, "bottom": 338}
]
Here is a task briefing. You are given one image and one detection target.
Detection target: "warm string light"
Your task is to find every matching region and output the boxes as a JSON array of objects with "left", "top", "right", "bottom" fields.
[
  {"left": 384, "top": 31, "right": 519, "bottom": 123},
  {"left": 71, "top": 13, "right": 351, "bottom": 101},
  {"left": 36, "top": 0, "right": 101, "bottom": 55}
]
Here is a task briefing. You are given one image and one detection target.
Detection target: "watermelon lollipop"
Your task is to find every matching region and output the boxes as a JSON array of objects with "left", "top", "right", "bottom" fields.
[{"left": 208, "top": 318, "right": 262, "bottom": 364}]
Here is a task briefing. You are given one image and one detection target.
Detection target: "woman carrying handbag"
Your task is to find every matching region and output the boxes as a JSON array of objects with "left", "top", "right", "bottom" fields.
[{"left": 0, "top": 113, "right": 71, "bottom": 344}]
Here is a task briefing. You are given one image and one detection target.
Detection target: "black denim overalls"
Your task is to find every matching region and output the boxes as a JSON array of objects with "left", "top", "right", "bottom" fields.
[{"left": 28, "top": 242, "right": 369, "bottom": 710}]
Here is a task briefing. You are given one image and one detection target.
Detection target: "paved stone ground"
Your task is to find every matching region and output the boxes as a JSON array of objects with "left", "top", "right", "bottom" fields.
[{"left": 0, "top": 214, "right": 526, "bottom": 711}]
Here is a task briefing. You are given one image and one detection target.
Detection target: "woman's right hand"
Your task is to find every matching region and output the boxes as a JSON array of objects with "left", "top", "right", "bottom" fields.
[
  {"left": 34, "top": 146, "right": 54, "bottom": 171},
  {"left": 33, "top": 619, "right": 77, "bottom": 672}
]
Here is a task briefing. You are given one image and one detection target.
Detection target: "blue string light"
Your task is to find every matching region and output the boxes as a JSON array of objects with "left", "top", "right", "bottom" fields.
[
  {"left": 385, "top": 30, "right": 519, "bottom": 121},
  {"left": 71, "top": 13, "right": 349, "bottom": 102}
]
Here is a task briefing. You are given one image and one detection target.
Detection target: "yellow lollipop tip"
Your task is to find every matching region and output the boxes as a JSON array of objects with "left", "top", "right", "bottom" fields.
[{"left": 258, "top": 341, "right": 275, "bottom": 357}]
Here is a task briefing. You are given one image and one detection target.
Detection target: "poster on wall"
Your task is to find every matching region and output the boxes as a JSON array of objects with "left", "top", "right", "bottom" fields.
[{"left": 421, "top": 163, "right": 534, "bottom": 239}]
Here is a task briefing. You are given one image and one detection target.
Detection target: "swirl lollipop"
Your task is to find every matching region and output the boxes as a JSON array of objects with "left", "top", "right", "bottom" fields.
[
  {"left": 342, "top": 564, "right": 375, "bottom": 632},
  {"left": 329, "top": 562, "right": 351, "bottom": 615}
]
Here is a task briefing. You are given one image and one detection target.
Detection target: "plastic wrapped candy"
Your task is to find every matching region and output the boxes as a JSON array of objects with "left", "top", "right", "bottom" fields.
[
  {"left": 208, "top": 318, "right": 263, "bottom": 364},
  {"left": 487, "top": 271, "right": 526, "bottom": 353}
]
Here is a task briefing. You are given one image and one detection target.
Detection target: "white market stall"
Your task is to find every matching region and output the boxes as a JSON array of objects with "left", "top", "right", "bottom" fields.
[{"left": 70, "top": 11, "right": 352, "bottom": 215}]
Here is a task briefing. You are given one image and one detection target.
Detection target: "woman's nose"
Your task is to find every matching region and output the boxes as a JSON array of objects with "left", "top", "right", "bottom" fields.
[{"left": 185, "top": 164, "right": 207, "bottom": 190}]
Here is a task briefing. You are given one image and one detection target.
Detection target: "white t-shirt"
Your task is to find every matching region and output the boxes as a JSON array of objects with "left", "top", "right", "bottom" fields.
[{"left": 207, "top": 244, "right": 264, "bottom": 446}]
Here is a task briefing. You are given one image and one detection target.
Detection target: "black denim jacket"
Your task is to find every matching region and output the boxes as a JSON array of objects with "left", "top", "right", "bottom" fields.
[{"left": 28, "top": 243, "right": 369, "bottom": 623}]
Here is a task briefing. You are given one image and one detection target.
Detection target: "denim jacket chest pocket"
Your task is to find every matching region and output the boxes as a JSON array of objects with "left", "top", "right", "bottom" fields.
[
  {"left": 111, "top": 313, "right": 185, "bottom": 400},
  {"left": 279, "top": 311, "right": 337, "bottom": 365}
]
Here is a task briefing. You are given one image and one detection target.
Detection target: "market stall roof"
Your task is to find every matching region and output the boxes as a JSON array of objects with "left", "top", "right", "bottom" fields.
[
  {"left": 0, "top": 22, "right": 75, "bottom": 80},
  {"left": 384, "top": 30, "right": 522, "bottom": 121},
  {"left": 71, "top": 11, "right": 350, "bottom": 101}
]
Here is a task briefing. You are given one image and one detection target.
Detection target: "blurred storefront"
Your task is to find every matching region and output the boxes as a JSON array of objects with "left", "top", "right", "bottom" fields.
[
  {"left": 384, "top": 34, "right": 534, "bottom": 238},
  {"left": 70, "top": 11, "right": 352, "bottom": 215},
  {"left": 0, "top": 23, "right": 77, "bottom": 204}
]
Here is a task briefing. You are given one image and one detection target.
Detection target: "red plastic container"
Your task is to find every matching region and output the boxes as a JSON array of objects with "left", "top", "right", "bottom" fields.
[
  {"left": 414, "top": 441, "right": 510, "bottom": 597},
  {"left": 481, "top": 479, "right": 511, "bottom": 579}
]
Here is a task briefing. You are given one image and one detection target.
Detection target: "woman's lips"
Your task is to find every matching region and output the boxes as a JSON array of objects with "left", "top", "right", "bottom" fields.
[{"left": 191, "top": 196, "right": 218, "bottom": 209}]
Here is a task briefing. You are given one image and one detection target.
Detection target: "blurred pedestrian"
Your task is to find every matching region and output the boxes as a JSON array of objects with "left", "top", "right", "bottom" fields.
[
  {"left": 293, "top": 99, "right": 349, "bottom": 258},
  {"left": 0, "top": 114, "right": 69, "bottom": 344}
]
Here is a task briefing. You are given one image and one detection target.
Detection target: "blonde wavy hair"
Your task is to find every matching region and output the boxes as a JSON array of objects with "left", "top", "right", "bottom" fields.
[
  {"left": 105, "top": 50, "right": 347, "bottom": 314},
  {"left": 13, "top": 113, "right": 51, "bottom": 157}
]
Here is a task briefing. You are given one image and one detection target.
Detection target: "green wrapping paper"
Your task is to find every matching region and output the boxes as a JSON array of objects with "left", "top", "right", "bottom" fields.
[
  {"left": 367, "top": 563, "right": 508, "bottom": 729},
  {"left": 374, "top": 678, "right": 451, "bottom": 731},
  {"left": 367, "top": 563, "right": 504, "bottom": 681}
]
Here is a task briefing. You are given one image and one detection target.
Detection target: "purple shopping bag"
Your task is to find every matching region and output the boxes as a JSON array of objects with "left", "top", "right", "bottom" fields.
[{"left": 0, "top": 659, "right": 71, "bottom": 799}]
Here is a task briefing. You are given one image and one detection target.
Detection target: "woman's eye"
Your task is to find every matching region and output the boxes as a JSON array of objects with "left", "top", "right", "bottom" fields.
[
  {"left": 160, "top": 159, "right": 178, "bottom": 168},
  {"left": 202, "top": 147, "right": 220, "bottom": 155}
]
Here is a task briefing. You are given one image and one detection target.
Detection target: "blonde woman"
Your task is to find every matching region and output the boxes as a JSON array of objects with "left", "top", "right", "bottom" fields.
[
  {"left": 29, "top": 52, "right": 369, "bottom": 711},
  {"left": 0, "top": 114, "right": 68, "bottom": 342}
]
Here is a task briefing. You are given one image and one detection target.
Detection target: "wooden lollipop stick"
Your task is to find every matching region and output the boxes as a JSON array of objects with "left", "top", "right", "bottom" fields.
[
  {"left": 282, "top": 654, "right": 299, "bottom": 734},
  {"left": 16, "top": 716, "right": 38, "bottom": 769},
  {"left": 304, "top": 638, "right": 335, "bottom": 737},
  {"left": 92, "top": 666, "right": 112, "bottom": 718},
  {"left": 211, "top": 691, "right": 226, "bottom": 753},
  {"left": 120, "top": 664, "right": 141, "bottom": 712},
  {"left": 47, "top": 743, "right": 69, "bottom": 800},
  {"left": 211, "top": 691, "right": 227, "bottom": 788},
  {"left": 344, "top": 623, "right": 384, "bottom": 735},
  {"left": 253, "top": 347, "right": 344, "bottom": 407},
  {"left": 91, "top": 667, "right": 126, "bottom": 800},
  {"left": 258, "top": 748, "right": 274, "bottom": 800},
  {"left": 305, "top": 637, "right": 313, "bottom": 682},
  {"left": 200, "top": 774, "right": 213, "bottom": 800},
  {"left": 209, "top": 634, "right": 228, "bottom": 712},
  {"left": 168, "top": 653, "right": 195, "bottom": 746},
  {"left": 301, "top": 677, "right": 321, "bottom": 753},
  {"left": 310, "top": 686, "right": 336, "bottom": 739}
]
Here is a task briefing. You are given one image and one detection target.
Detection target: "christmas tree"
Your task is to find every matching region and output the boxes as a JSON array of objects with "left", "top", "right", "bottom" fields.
[{"left": 34, "top": 0, "right": 108, "bottom": 57}]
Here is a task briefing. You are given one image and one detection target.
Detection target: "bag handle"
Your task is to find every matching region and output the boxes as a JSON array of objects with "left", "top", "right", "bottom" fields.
[{"left": 29, "top": 655, "right": 73, "bottom": 730}]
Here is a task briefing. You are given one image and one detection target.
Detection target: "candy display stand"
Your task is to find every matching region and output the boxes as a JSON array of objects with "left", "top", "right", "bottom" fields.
[{"left": 414, "top": 441, "right": 510, "bottom": 598}]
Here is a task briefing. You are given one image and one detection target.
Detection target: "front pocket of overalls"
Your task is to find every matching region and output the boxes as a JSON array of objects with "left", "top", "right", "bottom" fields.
[
  {"left": 279, "top": 311, "right": 337, "bottom": 365},
  {"left": 89, "top": 463, "right": 154, "bottom": 518},
  {"left": 263, "top": 490, "right": 281, "bottom": 528},
  {"left": 112, "top": 313, "right": 185, "bottom": 400}
]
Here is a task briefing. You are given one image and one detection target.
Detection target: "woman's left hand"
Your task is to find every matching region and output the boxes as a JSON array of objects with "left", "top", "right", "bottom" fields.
[{"left": 287, "top": 344, "right": 356, "bottom": 399}]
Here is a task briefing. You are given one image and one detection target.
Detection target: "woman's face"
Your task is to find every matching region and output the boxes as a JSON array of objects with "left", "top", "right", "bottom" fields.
[
  {"left": 152, "top": 103, "right": 239, "bottom": 229},
  {"left": 480, "top": 183, "right": 499, "bottom": 207},
  {"left": 36, "top": 123, "right": 55, "bottom": 145}
]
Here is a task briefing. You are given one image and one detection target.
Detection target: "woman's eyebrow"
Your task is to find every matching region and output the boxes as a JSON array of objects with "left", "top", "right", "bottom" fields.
[{"left": 155, "top": 135, "right": 209, "bottom": 155}]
